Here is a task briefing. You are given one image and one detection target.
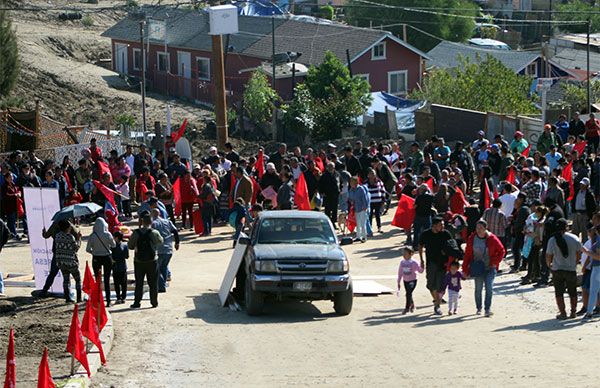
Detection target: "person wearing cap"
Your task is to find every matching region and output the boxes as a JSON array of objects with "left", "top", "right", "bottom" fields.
[
  {"left": 537, "top": 124, "right": 559, "bottom": 155},
  {"left": 407, "top": 142, "right": 424, "bottom": 172},
  {"left": 510, "top": 131, "right": 529, "bottom": 155},
  {"left": 569, "top": 111, "right": 585, "bottom": 138},
  {"left": 326, "top": 143, "right": 337, "bottom": 155},
  {"left": 260, "top": 162, "right": 282, "bottom": 191},
  {"left": 202, "top": 146, "right": 220, "bottom": 167},
  {"left": 571, "top": 177, "right": 597, "bottom": 240},
  {"left": 128, "top": 210, "right": 164, "bottom": 308},
  {"left": 585, "top": 113, "right": 600, "bottom": 152},
  {"left": 472, "top": 130, "right": 487, "bottom": 151}
]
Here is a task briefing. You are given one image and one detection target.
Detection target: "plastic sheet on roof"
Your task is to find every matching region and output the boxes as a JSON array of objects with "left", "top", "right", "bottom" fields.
[{"left": 234, "top": 0, "right": 284, "bottom": 16}]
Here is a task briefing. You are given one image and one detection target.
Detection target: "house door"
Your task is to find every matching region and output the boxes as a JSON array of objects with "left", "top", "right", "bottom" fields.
[
  {"left": 115, "top": 43, "right": 128, "bottom": 74},
  {"left": 177, "top": 51, "right": 192, "bottom": 98}
]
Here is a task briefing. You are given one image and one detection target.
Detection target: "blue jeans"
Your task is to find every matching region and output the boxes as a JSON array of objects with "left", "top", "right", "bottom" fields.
[
  {"left": 157, "top": 254, "right": 172, "bottom": 292},
  {"left": 5, "top": 212, "right": 17, "bottom": 237},
  {"left": 474, "top": 268, "right": 496, "bottom": 312},
  {"left": 587, "top": 266, "right": 600, "bottom": 315},
  {"left": 0, "top": 271, "right": 4, "bottom": 294},
  {"left": 412, "top": 215, "right": 431, "bottom": 249}
]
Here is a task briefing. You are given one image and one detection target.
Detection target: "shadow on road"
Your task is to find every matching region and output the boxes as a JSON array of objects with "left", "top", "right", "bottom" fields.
[
  {"left": 355, "top": 246, "right": 403, "bottom": 260},
  {"left": 362, "top": 308, "right": 478, "bottom": 327},
  {"left": 493, "top": 317, "right": 585, "bottom": 332},
  {"left": 185, "top": 292, "right": 341, "bottom": 324}
]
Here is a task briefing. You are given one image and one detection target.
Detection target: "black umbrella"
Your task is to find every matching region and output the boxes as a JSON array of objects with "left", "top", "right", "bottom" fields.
[{"left": 51, "top": 203, "right": 103, "bottom": 222}]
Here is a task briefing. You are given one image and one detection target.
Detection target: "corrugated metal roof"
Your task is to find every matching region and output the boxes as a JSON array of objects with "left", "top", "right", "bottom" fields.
[{"left": 427, "top": 41, "right": 540, "bottom": 73}]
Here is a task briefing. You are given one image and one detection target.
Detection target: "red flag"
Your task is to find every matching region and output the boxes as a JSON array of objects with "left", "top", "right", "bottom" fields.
[
  {"left": 229, "top": 175, "right": 236, "bottom": 209},
  {"left": 37, "top": 348, "right": 55, "bottom": 388},
  {"left": 492, "top": 183, "right": 499, "bottom": 200},
  {"left": 81, "top": 299, "right": 106, "bottom": 365},
  {"left": 483, "top": 180, "right": 491, "bottom": 209},
  {"left": 346, "top": 207, "right": 356, "bottom": 233},
  {"left": 563, "top": 161, "right": 575, "bottom": 201},
  {"left": 193, "top": 209, "right": 204, "bottom": 235},
  {"left": 450, "top": 187, "right": 468, "bottom": 215},
  {"left": 63, "top": 171, "right": 72, "bottom": 192},
  {"left": 93, "top": 180, "right": 118, "bottom": 213},
  {"left": 251, "top": 177, "right": 260, "bottom": 205},
  {"left": 314, "top": 157, "right": 324, "bottom": 173},
  {"left": 573, "top": 141, "right": 587, "bottom": 157},
  {"left": 66, "top": 305, "right": 90, "bottom": 377},
  {"left": 391, "top": 194, "right": 415, "bottom": 229},
  {"left": 294, "top": 173, "right": 311, "bottom": 210},
  {"left": 256, "top": 150, "right": 264, "bottom": 179},
  {"left": 92, "top": 273, "right": 108, "bottom": 331},
  {"left": 522, "top": 144, "right": 531, "bottom": 157},
  {"left": 173, "top": 177, "right": 182, "bottom": 217},
  {"left": 171, "top": 119, "right": 188, "bottom": 144},
  {"left": 82, "top": 261, "right": 95, "bottom": 296},
  {"left": 506, "top": 166, "right": 516, "bottom": 185},
  {"left": 424, "top": 177, "right": 434, "bottom": 192},
  {"left": 97, "top": 161, "right": 112, "bottom": 183},
  {"left": 4, "top": 328, "right": 15, "bottom": 388}
]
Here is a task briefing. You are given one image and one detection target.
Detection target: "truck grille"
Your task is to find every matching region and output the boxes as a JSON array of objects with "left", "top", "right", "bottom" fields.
[{"left": 277, "top": 260, "right": 328, "bottom": 273}]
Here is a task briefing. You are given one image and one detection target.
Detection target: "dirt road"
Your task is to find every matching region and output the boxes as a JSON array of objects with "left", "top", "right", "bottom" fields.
[{"left": 81, "top": 213, "right": 600, "bottom": 387}]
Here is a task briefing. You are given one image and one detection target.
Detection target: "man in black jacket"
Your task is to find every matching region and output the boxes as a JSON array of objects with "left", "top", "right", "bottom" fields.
[
  {"left": 342, "top": 146, "right": 362, "bottom": 177},
  {"left": 319, "top": 162, "right": 341, "bottom": 227},
  {"left": 569, "top": 111, "right": 586, "bottom": 137},
  {"left": 535, "top": 197, "right": 565, "bottom": 287},
  {"left": 511, "top": 193, "right": 530, "bottom": 272}
]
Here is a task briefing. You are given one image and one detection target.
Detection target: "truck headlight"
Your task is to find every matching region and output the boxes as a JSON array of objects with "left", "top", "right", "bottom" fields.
[
  {"left": 327, "top": 260, "right": 349, "bottom": 273},
  {"left": 255, "top": 260, "right": 277, "bottom": 272}
]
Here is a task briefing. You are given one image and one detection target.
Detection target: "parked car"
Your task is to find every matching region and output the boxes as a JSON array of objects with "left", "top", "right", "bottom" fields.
[{"left": 238, "top": 210, "right": 353, "bottom": 316}]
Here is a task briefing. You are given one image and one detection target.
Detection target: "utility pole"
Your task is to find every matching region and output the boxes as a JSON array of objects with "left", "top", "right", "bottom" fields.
[
  {"left": 272, "top": 17, "right": 276, "bottom": 89},
  {"left": 588, "top": 18, "right": 592, "bottom": 114},
  {"left": 212, "top": 34, "right": 228, "bottom": 149},
  {"left": 140, "top": 21, "right": 148, "bottom": 134},
  {"left": 346, "top": 49, "right": 353, "bottom": 77}
]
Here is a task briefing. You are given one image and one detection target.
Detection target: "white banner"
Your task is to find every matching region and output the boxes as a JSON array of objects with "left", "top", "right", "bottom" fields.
[
  {"left": 23, "top": 187, "right": 63, "bottom": 293},
  {"left": 148, "top": 19, "right": 166, "bottom": 41}
]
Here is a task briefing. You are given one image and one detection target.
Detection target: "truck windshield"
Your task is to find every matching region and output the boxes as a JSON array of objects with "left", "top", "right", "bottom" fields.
[{"left": 257, "top": 218, "right": 336, "bottom": 244}]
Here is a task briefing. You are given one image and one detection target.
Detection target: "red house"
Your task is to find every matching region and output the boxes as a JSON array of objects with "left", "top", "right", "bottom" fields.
[{"left": 102, "top": 6, "right": 429, "bottom": 105}]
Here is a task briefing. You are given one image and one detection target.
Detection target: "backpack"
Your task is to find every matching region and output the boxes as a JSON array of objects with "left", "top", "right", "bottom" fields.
[{"left": 136, "top": 229, "right": 156, "bottom": 261}]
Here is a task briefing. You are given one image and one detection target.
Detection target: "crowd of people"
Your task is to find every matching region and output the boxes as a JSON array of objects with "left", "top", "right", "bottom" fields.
[{"left": 1, "top": 112, "right": 600, "bottom": 320}]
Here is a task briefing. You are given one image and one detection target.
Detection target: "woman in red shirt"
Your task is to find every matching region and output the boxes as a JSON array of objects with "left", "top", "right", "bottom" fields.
[
  {"left": 1, "top": 173, "right": 21, "bottom": 240},
  {"left": 180, "top": 171, "right": 199, "bottom": 229}
]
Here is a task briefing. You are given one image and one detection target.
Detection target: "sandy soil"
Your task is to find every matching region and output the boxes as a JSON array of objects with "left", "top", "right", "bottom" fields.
[{"left": 2, "top": 210, "right": 591, "bottom": 387}]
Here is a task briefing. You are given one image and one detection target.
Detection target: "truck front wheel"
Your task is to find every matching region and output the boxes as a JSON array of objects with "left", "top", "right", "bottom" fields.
[
  {"left": 245, "top": 275, "right": 264, "bottom": 316},
  {"left": 333, "top": 283, "right": 353, "bottom": 315}
]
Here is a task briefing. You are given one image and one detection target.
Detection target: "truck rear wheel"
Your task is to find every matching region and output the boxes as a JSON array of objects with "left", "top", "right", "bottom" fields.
[
  {"left": 333, "top": 283, "right": 353, "bottom": 315},
  {"left": 245, "top": 276, "right": 264, "bottom": 316}
]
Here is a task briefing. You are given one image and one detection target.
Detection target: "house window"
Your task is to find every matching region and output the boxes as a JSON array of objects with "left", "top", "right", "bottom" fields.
[
  {"left": 526, "top": 62, "right": 538, "bottom": 76},
  {"left": 355, "top": 74, "right": 369, "bottom": 83},
  {"left": 196, "top": 57, "right": 211, "bottom": 81},
  {"left": 157, "top": 52, "right": 170, "bottom": 72},
  {"left": 388, "top": 70, "right": 408, "bottom": 95},
  {"left": 133, "top": 49, "right": 141, "bottom": 71},
  {"left": 372, "top": 42, "right": 386, "bottom": 60}
]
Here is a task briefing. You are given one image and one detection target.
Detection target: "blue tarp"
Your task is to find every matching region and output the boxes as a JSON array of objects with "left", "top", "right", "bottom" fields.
[
  {"left": 234, "top": 1, "right": 284, "bottom": 16},
  {"left": 358, "top": 92, "right": 426, "bottom": 135}
]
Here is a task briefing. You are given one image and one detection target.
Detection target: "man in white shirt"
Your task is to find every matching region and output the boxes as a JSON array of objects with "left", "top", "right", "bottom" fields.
[{"left": 499, "top": 182, "right": 520, "bottom": 217}]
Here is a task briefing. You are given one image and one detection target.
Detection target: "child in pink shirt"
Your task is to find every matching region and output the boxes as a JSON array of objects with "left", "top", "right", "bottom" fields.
[{"left": 397, "top": 246, "right": 424, "bottom": 314}]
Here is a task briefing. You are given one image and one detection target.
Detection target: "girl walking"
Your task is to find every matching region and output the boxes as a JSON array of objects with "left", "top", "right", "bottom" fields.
[{"left": 397, "top": 246, "right": 424, "bottom": 314}]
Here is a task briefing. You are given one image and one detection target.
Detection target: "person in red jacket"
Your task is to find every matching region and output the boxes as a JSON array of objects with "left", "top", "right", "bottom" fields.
[
  {"left": 180, "top": 171, "right": 199, "bottom": 229},
  {"left": 1, "top": 173, "right": 21, "bottom": 240},
  {"left": 462, "top": 219, "right": 505, "bottom": 317}
]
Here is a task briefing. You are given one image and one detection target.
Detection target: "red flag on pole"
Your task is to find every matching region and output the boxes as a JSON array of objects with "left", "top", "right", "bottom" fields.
[
  {"left": 93, "top": 180, "right": 118, "bottom": 213},
  {"left": 66, "top": 305, "right": 90, "bottom": 377},
  {"left": 92, "top": 273, "right": 108, "bottom": 331},
  {"left": 314, "top": 157, "right": 324, "bottom": 173},
  {"left": 506, "top": 166, "right": 516, "bottom": 185},
  {"left": 391, "top": 194, "right": 416, "bottom": 230},
  {"left": 256, "top": 150, "right": 264, "bottom": 179},
  {"left": 229, "top": 175, "right": 236, "bottom": 209},
  {"left": 81, "top": 299, "right": 106, "bottom": 365},
  {"left": 97, "top": 161, "right": 112, "bottom": 183},
  {"left": 346, "top": 206, "right": 356, "bottom": 233},
  {"left": 424, "top": 177, "right": 434, "bottom": 192},
  {"left": 483, "top": 180, "right": 492, "bottom": 209},
  {"left": 63, "top": 171, "right": 72, "bottom": 192},
  {"left": 173, "top": 177, "right": 182, "bottom": 217},
  {"left": 4, "top": 328, "right": 16, "bottom": 388},
  {"left": 251, "top": 177, "right": 260, "bottom": 205},
  {"left": 294, "top": 173, "right": 311, "bottom": 210},
  {"left": 573, "top": 141, "right": 587, "bottom": 157},
  {"left": 492, "top": 183, "right": 499, "bottom": 200},
  {"left": 171, "top": 119, "right": 188, "bottom": 144},
  {"left": 450, "top": 187, "right": 468, "bottom": 215},
  {"left": 563, "top": 161, "right": 575, "bottom": 201},
  {"left": 522, "top": 144, "right": 531, "bottom": 157},
  {"left": 82, "top": 261, "right": 95, "bottom": 296},
  {"left": 37, "top": 348, "right": 55, "bottom": 388}
]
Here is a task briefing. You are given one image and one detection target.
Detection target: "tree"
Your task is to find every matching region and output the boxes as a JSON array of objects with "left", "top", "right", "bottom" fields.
[
  {"left": 410, "top": 55, "right": 538, "bottom": 114},
  {"left": 560, "top": 81, "right": 600, "bottom": 113},
  {"left": 243, "top": 71, "right": 278, "bottom": 126},
  {"left": 345, "top": 0, "right": 478, "bottom": 51},
  {"left": 304, "top": 51, "right": 371, "bottom": 140},
  {"left": 282, "top": 84, "right": 315, "bottom": 142},
  {"left": 0, "top": 4, "right": 19, "bottom": 98},
  {"left": 554, "top": 0, "right": 600, "bottom": 34}
]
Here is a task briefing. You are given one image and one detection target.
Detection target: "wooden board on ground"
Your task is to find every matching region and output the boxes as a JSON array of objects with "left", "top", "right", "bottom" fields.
[
  {"left": 218, "top": 233, "right": 248, "bottom": 307},
  {"left": 353, "top": 280, "right": 394, "bottom": 296},
  {"left": 4, "top": 273, "right": 35, "bottom": 288}
]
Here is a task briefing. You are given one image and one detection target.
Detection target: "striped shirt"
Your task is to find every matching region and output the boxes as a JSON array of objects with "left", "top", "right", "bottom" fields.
[
  {"left": 482, "top": 207, "right": 508, "bottom": 237},
  {"left": 367, "top": 179, "right": 386, "bottom": 204}
]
